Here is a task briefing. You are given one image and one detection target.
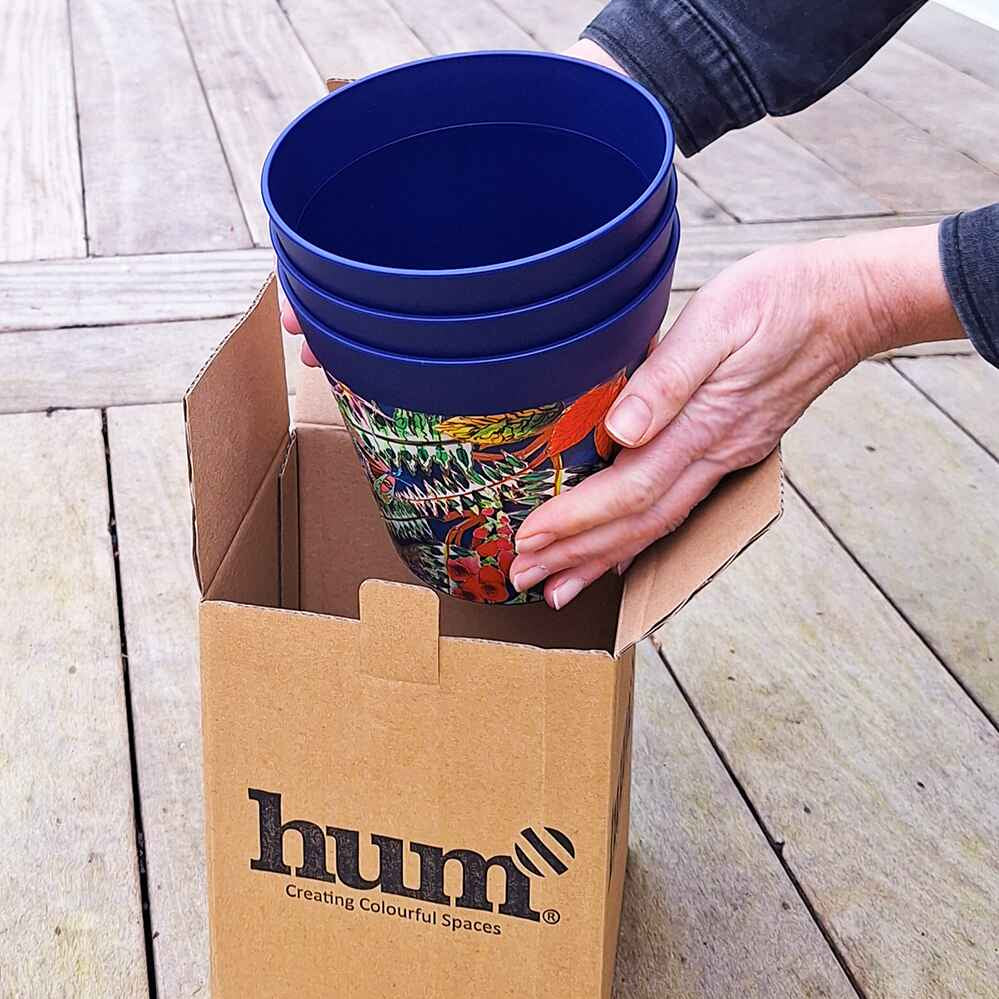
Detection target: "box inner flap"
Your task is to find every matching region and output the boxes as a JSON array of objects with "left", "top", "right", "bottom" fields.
[
  {"left": 614, "top": 449, "right": 783, "bottom": 656},
  {"left": 184, "top": 277, "right": 290, "bottom": 593}
]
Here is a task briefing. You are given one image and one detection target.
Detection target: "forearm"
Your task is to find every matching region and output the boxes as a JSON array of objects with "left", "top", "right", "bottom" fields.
[{"left": 580, "top": 0, "right": 927, "bottom": 154}]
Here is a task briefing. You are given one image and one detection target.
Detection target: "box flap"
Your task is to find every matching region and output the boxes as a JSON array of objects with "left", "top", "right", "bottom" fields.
[
  {"left": 184, "top": 276, "right": 289, "bottom": 593},
  {"left": 359, "top": 579, "right": 440, "bottom": 684},
  {"left": 614, "top": 449, "right": 783, "bottom": 656}
]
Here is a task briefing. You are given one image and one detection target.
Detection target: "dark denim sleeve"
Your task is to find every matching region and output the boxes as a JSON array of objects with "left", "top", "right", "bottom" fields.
[
  {"left": 940, "top": 207, "right": 999, "bottom": 367},
  {"left": 582, "top": 0, "right": 999, "bottom": 367},
  {"left": 581, "top": 0, "right": 927, "bottom": 155}
]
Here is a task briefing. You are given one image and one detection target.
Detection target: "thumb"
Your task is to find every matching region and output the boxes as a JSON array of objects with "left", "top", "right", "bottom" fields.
[{"left": 604, "top": 294, "right": 729, "bottom": 447}]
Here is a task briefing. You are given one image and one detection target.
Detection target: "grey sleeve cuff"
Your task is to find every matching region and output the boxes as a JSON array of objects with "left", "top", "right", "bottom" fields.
[
  {"left": 939, "top": 205, "right": 999, "bottom": 369},
  {"left": 581, "top": 0, "right": 764, "bottom": 156}
]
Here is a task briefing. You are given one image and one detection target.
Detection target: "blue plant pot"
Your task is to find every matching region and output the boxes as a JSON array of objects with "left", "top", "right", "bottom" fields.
[
  {"left": 282, "top": 218, "right": 681, "bottom": 604},
  {"left": 263, "top": 51, "right": 675, "bottom": 315},
  {"left": 273, "top": 170, "right": 677, "bottom": 358}
]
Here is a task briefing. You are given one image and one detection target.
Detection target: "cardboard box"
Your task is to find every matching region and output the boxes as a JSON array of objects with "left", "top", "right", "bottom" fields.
[{"left": 185, "top": 278, "right": 782, "bottom": 998}]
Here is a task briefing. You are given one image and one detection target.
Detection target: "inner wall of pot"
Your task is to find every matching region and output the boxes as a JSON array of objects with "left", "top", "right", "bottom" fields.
[{"left": 296, "top": 123, "right": 648, "bottom": 270}]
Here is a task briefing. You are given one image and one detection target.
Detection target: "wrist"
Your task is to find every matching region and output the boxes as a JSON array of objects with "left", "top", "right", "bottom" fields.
[
  {"left": 834, "top": 223, "right": 964, "bottom": 360},
  {"left": 563, "top": 39, "right": 629, "bottom": 76}
]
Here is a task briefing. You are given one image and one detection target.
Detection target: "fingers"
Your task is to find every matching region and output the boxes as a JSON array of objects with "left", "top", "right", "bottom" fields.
[
  {"left": 515, "top": 405, "right": 710, "bottom": 552},
  {"left": 511, "top": 457, "right": 725, "bottom": 607},
  {"left": 281, "top": 301, "right": 303, "bottom": 335},
  {"left": 604, "top": 293, "right": 730, "bottom": 448},
  {"left": 278, "top": 296, "right": 320, "bottom": 367}
]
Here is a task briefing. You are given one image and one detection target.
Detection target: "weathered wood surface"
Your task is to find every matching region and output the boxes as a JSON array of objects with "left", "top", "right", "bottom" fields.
[
  {"left": 0, "top": 0, "right": 86, "bottom": 262},
  {"left": 786, "top": 360, "right": 999, "bottom": 723},
  {"left": 894, "top": 353, "right": 999, "bottom": 457},
  {"left": 386, "top": 0, "right": 536, "bottom": 52},
  {"left": 849, "top": 42, "right": 999, "bottom": 174},
  {"left": 674, "top": 123, "right": 888, "bottom": 223},
  {"left": 874, "top": 339, "right": 973, "bottom": 360},
  {"left": 773, "top": 84, "right": 999, "bottom": 212},
  {"left": 899, "top": 3, "right": 999, "bottom": 91},
  {"left": 282, "top": 0, "right": 427, "bottom": 77},
  {"left": 654, "top": 488, "right": 999, "bottom": 998},
  {"left": 107, "top": 404, "right": 209, "bottom": 999},
  {"left": 0, "top": 249, "right": 272, "bottom": 332},
  {"left": 0, "top": 317, "right": 302, "bottom": 414},
  {"left": 0, "top": 410, "right": 148, "bottom": 997},
  {"left": 494, "top": 0, "right": 604, "bottom": 50},
  {"left": 615, "top": 645, "right": 856, "bottom": 999},
  {"left": 175, "top": 0, "right": 323, "bottom": 244},
  {"left": 72, "top": 0, "right": 249, "bottom": 255},
  {"left": 0, "top": 216, "right": 944, "bottom": 332}
]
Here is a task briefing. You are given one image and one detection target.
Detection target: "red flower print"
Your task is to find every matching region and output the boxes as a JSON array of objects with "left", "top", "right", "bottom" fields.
[
  {"left": 475, "top": 537, "right": 513, "bottom": 559},
  {"left": 476, "top": 565, "right": 509, "bottom": 603},
  {"left": 498, "top": 548, "right": 515, "bottom": 577},
  {"left": 447, "top": 554, "right": 481, "bottom": 583},
  {"left": 472, "top": 527, "right": 489, "bottom": 541}
]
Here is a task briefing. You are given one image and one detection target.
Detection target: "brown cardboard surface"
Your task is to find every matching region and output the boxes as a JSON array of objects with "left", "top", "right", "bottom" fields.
[
  {"left": 185, "top": 277, "right": 289, "bottom": 593},
  {"left": 200, "top": 596, "right": 627, "bottom": 998},
  {"left": 359, "top": 579, "right": 440, "bottom": 684},
  {"left": 615, "top": 448, "right": 784, "bottom": 655}
]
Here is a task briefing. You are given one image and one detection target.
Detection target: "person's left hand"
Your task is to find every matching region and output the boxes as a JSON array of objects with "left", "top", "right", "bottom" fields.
[{"left": 506, "top": 222, "right": 961, "bottom": 610}]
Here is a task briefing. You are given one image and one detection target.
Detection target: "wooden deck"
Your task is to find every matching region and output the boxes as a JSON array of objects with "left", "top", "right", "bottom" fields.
[{"left": 2, "top": 2, "right": 997, "bottom": 996}]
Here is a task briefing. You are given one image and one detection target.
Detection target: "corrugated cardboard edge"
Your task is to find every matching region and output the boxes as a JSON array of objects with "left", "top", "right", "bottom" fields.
[
  {"left": 278, "top": 432, "right": 300, "bottom": 611},
  {"left": 183, "top": 275, "right": 289, "bottom": 595},
  {"left": 613, "top": 448, "right": 785, "bottom": 657}
]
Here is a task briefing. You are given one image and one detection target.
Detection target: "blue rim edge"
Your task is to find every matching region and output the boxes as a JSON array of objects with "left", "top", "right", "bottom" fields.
[{"left": 262, "top": 50, "right": 676, "bottom": 281}]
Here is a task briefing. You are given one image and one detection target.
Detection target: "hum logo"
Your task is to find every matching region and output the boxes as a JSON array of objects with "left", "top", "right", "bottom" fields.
[{"left": 248, "top": 789, "right": 576, "bottom": 923}]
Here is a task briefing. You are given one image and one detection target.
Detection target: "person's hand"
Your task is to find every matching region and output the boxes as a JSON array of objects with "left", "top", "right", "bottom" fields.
[
  {"left": 279, "top": 290, "right": 320, "bottom": 367},
  {"left": 508, "top": 223, "right": 964, "bottom": 610}
]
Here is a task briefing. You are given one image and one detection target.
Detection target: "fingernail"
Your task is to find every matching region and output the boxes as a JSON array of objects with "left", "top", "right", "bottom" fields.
[
  {"left": 515, "top": 532, "right": 556, "bottom": 554},
  {"left": 551, "top": 577, "right": 584, "bottom": 610},
  {"left": 512, "top": 565, "right": 549, "bottom": 593},
  {"left": 605, "top": 395, "right": 652, "bottom": 446}
]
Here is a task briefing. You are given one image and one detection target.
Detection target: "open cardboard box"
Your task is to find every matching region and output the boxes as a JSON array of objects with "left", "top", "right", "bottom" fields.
[{"left": 185, "top": 278, "right": 782, "bottom": 998}]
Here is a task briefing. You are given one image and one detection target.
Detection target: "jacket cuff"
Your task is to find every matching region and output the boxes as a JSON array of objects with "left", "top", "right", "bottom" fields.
[
  {"left": 581, "top": 0, "right": 764, "bottom": 156},
  {"left": 939, "top": 206, "right": 999, "bottom": 369}
]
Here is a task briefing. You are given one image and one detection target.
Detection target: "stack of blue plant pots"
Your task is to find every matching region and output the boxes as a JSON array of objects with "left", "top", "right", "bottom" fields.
[{"left": 263, "top": 51, "right": 680, "bottom": 604}]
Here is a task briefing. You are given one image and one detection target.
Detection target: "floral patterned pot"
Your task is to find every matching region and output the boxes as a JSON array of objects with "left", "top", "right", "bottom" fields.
[{"left": 329, "top": 369, "right": 634, "bottom": 603}]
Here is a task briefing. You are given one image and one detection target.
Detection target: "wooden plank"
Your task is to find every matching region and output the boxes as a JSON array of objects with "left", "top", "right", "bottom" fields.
[
  {"left": 848, "top": 42, "right": 999, "bottom": 174},
  {"left": 894, "top": 353, "right": 999, "bottom": 457},
  {"left": 492, "top": 0, "right": 604, "bottom": 50},
  {"left": 107, "top": 403, "right": 207, "bottom": 999},
  {"left": 899, "top": 2, "right": 999, "bottom": 92},
  {"left": 174, "top": 0, "right": 323, "bottom": 245},
  {"left": 654, "top": 487, "right": 999, "bottom": 998},
  {"left": 0, "top": 410, "right": 148, "bottom": 996},
  {"left": 1, "top": 216, "right": 949, "bottom": 331},
  {"left": 0, "top": 0, "right": 85, "bottom": 262},
  {"left": 675, "top": 122, "right": 888, "bottom": 223},
  {"left": 874, "top": 339, "right": 973, "bottom": 360},
  {"left": 385, "top": 0, "right": 538, "bottom": 52},
  {"left": 614, "top": 645, "right": 856, "bottom": 998},
  {"left": 0, "top": 317, "right": 301, "bottom": 414},
  {"left": 675, "top": 172, "right": 737, "bottom": 224},
  {"left": 774, "top": 85, "right": 999, "bottom": 212},
  {"left": 282, "top": 0, "right": 428, "bottom": 76},
  {"left": 787, "top": 359, "right": 999, "bottom": 720},
  {"left": 0, "top": 249, "right": 272, "bottom": 331},
  {"left": 667, "top": 212, "right": 942, "bottom": 291},
  {"left": 72, "top": 0, "right": 250, "bottom": 255},
  {"left": 1, "top": 215, "right": 948, "bottom": 332}
]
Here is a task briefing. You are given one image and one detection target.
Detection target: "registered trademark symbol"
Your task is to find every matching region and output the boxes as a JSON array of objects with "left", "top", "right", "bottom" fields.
[{"left": 542, "top": 909, "right": 561, "bottom": 925}]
